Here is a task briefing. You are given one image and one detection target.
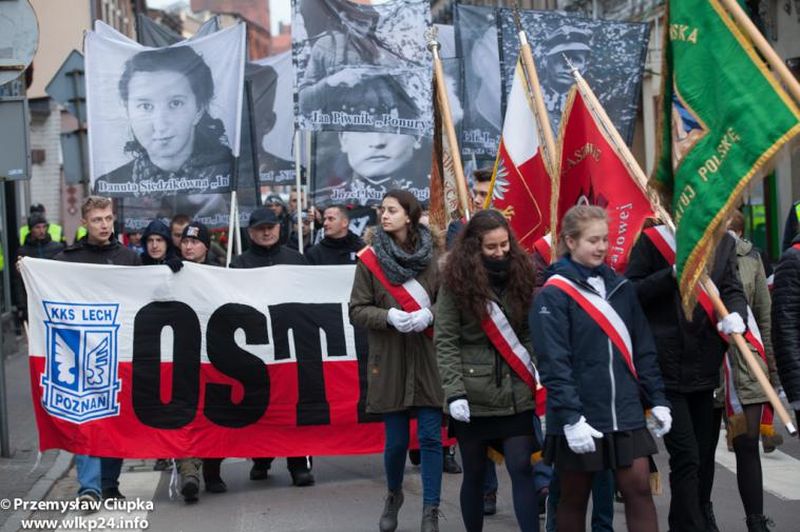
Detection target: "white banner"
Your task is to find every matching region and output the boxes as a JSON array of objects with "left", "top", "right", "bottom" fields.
[{"left": 86, "top": 23, "right": 246, "bottom": 197}]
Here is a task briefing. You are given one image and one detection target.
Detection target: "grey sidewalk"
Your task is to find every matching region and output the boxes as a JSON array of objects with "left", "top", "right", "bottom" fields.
[{"left": 0, "top": 339, "right": 64, "bottom": 530}]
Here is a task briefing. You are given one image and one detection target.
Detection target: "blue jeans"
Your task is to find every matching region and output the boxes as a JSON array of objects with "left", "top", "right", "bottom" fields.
[
  {"left": 546, "top": 469, "right": 614, "bottom": 532},
  {"left": 75, "top": 455, "right": 101, "bottom": 496},
  {"left": 101, "top": 458, "right": 123, "bottom": 490},
  {"left": 384, "top": 408, "right": 443, "bottom": 506}
]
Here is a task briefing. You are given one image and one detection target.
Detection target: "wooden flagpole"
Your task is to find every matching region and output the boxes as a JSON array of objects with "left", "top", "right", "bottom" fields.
[
  {"left": 427, "top": 30, "right": 471, "bottom": 221},
  {"left": 718, "top": 0, "right": 800, "bottom": 107},
  {"left": 572, "top": 68, "right": 797, "bottom": 436}
]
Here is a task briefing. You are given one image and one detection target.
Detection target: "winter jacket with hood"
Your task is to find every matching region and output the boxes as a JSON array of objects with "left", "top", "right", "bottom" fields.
[
  {"left": 531, "top": 257, "right": 667, "bottom": 435},
  {"left": 624, "top": 231, "right": 747, "bottom": 393},
  {"left": 139, "top": 219, "right": 180, "bottom": 265},
  {"left": 306, "top": 231, "right": 365, "bottom": 265},
  {"left": 772, "top": 233, "right": 800, "bottom": 405},
  {"left": 728, "top": 237, "right": 779, "bottom": 404}
]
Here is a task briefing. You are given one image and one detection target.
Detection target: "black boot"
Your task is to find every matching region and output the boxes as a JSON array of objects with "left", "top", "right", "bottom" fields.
[
  {"left": 421, "top": 504, "right": 441, "bottom": 532},
  {"left": 745, "top": 514, "right": 774, "bottom": 532},
  {"left": 442, "top": 447, "right": 462, "bottom": 474},
  {"left": 703, "top": 502, "right": 720, "bottom": 532},
  {"left": 379, "top": 489, "right": 404, "bottom": 532}
]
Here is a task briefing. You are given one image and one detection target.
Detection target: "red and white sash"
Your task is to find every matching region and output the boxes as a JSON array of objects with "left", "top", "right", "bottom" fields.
[
  {"left": 357, "top": 246, "right": 433, "bottom": 337},
  {"left": 642, "top": 226, "right": 766, "bottom": 360},
  {"left": 533, "top": 234, "right": 553, "bottom": 265},
  {"left": 480, "top": 301, "right": 547, "bottom": 415},
  {"left": 544, "top": 274, "right": 638, "bottom": 379},
  {"left": 481, "top": 301, "right": 539, "bottom": 392}
]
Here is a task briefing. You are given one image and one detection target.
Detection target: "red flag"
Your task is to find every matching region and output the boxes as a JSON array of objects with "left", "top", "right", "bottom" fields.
[
  {"left": 489, "top": 59, "right": 553, "bottom": 251},
  {"left": 557, "top": 86, "right": 654, "bottom": 272}
]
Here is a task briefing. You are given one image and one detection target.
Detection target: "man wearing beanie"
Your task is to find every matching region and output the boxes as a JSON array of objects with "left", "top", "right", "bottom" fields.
[
  {"left": 175, "top": 220, "right": 217, "bottom": 502},
  {"left": 15, "top": 212, "right": 66, "bottom": 323},
  {"left": 230, "top": 206, "right": 314, "bottom": 486},
  {"left": 180, "top": 221, "right": 214, "bottom": 265}
]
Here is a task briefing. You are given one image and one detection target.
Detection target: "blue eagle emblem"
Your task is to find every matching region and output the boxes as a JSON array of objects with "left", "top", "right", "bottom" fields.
[{"left": 41, "top": 302, "right": 121, "bottom": 423}]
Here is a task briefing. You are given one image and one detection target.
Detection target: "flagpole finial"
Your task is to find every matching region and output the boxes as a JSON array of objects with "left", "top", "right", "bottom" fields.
[
  {"left": 563, "top": 53, "right": 580, "bottom": 78},
  {"left": 425, "top": 26, "right": 440, "bottom": 53},
  {"left": 512, "top": 5, "right": 523, "bottom": 34}
]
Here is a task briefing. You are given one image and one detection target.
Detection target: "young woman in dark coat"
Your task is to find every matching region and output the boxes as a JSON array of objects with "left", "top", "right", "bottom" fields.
[
  {"left": 531, "top": 206, "right": 669, "bottom": 532},
  {"left": 435, "top": 209, "right": 540, "bottom": 531}
]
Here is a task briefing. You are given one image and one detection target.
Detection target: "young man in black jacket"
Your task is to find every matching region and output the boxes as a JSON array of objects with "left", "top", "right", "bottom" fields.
[
  {"left": 306, "top": 205, "right": 365, "bottom": 265},
  {"left": 55, "top": 196, "right": 141, "bottom": 504},
  {"left": 773, "top": 233, "right": 800, "bottom": 426},
  {"left": 230, "top": 207, "right": 314, "bottom": 486},
  {"left": 15, "top": 212, "right": 66, "bottom": 323},
  {"left": 626, "top": 230, "right": 747, "bottom": 532}
]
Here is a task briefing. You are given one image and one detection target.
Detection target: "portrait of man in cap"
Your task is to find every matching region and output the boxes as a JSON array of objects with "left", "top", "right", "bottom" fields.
[{"left": 538, "top": 25, "right": 592, "bottom": 117}]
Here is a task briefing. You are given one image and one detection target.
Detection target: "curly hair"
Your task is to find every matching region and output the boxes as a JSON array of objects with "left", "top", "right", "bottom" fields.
[{"left": 442, "top": 209, "right": 536, "bottom": 325}]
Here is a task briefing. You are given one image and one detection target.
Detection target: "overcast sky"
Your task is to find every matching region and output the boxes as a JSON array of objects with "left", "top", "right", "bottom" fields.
[{"left": 145, "top": 0, "right": 291, "bottom": 34}]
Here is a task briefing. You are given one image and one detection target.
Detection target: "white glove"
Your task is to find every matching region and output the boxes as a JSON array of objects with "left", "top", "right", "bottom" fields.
[
  {"left": 717, "top": 312, "right": 746, "bottom": 335},
  {"left": 647, "top": 405, "right": 672, "bottom": 438},
  {"left": 449, "top": 399, "right": 470, "bottom": 422},
  {"left": 563, "top": 416, "right": 603, "bottom": 454},
  {"left": 387, "top": 308, "right": 413, "bottom": 333},
  {"left": 410, "top": 308, "right": 433, "bottom": 332}
]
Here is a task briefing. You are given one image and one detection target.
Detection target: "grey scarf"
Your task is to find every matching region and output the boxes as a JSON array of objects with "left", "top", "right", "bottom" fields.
[{"left": 372, "top": 225, "right": 433, "bottom": 284}]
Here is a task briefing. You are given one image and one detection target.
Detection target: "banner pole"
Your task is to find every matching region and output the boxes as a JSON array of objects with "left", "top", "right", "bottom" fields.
[
  {"left": 226, "top": 190, "right": 237, "bottom": 268},
  {"left": 245, "top": 79, "right": 262, "bottom": 207},
  {"left": 718, "top": 0, "right": 800, "bottom": 106},
  {"left": 294, "top": 130, "right": 304, "bottom": 254},
  {"left": 427, "top": 34, "right": 471, "bottom": 221},
  {"left": 571, "top": 69, "right": 797, "bottom": 436},
  {"left": 701, "top": 277, "right": 797, "bottom": 436}
]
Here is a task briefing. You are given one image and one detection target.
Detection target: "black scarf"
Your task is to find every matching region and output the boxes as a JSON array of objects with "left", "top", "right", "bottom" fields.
[
  {"left": 372, "top": 225, "right": 433, "bottom": 285},
  {"left": 482, "top": 255, "right": 510, "bottom": 296}
]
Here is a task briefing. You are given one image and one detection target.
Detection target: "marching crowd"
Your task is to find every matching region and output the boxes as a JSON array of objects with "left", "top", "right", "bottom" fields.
[{"left": 14, "top": 177, "right": 800, "bottom": 532}]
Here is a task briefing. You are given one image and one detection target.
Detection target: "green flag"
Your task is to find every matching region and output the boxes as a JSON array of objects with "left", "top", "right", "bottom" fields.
[{"left": 653, "top": 0, "right": 800, "bottom": 312}]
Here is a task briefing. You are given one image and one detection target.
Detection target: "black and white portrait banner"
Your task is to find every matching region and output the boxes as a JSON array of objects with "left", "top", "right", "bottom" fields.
[
  {"left": 292, "top": 0, "right": 433, "bottom": 137},
  {"left": 497, "top": 9, "right": 649, "bottom": 144},
  {"left": 86, "top": 23, "right": 246, "bottom": 198}
]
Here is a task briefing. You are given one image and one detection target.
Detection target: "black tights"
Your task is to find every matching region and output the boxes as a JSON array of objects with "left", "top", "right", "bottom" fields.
[
  {"left": 557, "top": 457, "right": 657, "bottom": 532},
  {"left": 458, "top": 435, "right": 539, "bottom": 532},
  {"left": 733, "top": 404, "right": 764, "bottom": 516}
]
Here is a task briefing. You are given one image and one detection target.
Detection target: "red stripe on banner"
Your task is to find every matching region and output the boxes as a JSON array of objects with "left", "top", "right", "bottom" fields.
[
  {"left": 29, "top": 356, "right": 390, "bottom": 458},
  {"left": 357, "top": 247, "right": 433, "bottom": 338},
  {"left": 546, "top": 278, "right": 638, "bottom": 379},
  {"left": 480, "top": 315, "right": 537, "bottom": 393}
]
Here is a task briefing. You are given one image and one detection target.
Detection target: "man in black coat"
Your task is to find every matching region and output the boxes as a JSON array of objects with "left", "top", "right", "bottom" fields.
[
  {"left": 626, "top": 230, "right": 747, "bottom": 532},
  {"left": 15, "top": 212, "right": 65, "bottom": 322},
  {"left": 55, "top": 196, "right": 141, "bottom": 504},
  {"left": 231, "top": 207, "right": 314, "bottom": 486},
  {"left": 772, "top": 233, "right": 800, "bottom": 424},
  {"left": 306, "top": 205, "right": 364, "bottom": 265}
]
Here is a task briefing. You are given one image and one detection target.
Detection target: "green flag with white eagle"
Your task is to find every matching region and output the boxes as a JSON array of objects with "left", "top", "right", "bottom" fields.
[{"left": 653, "top": 0, "right": 800, "bottom": 312}]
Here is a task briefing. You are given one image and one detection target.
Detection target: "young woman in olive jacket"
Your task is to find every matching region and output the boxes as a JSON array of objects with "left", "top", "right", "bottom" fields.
[
  {"left": 435, "top": 209, "right": 540, "bottom": 531},
  {"left": 349, "top": 190, "right": 444, "bottom": 532}
]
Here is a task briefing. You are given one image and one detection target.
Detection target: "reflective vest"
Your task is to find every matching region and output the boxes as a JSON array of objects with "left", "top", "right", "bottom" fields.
[{"left": 19, "top": 223, "right": 64, "bottom": 245}]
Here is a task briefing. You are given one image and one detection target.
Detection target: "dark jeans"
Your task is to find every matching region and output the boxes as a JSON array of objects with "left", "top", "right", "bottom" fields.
[
  {"left": 545, "top": 469, "right": 614, "bottom": 532},
  {"left": 256, "top": 456, "right": 312, "bottom": 472},
  {"left": 700, "top": 406, "right": 724, "bottom": 504},
  {"left": 100, "top": 458, "right": 123, "bottom": 490},
  {"left": 663, "top": 389, "right": 716, "bottom": 532},
  {"left": 384, "top": 408, "right": 443, "bottom": 506}
]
